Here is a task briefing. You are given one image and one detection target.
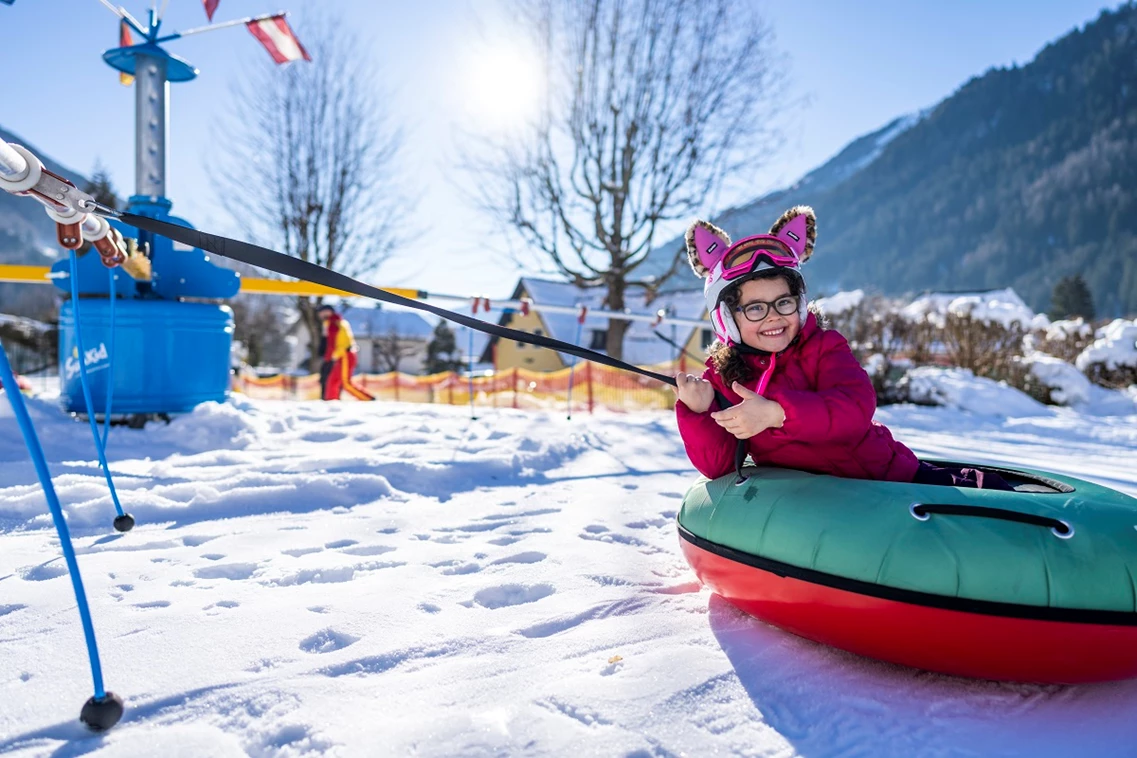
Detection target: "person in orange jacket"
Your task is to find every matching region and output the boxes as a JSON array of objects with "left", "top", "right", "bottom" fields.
[{"left": 317, "top": 305, "right": 376, "bottom": 401}]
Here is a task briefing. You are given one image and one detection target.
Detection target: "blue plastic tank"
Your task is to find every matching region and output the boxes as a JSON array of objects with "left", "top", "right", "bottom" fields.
[{"left": 59, "top": 299, "right": 234, "bottom": 414}]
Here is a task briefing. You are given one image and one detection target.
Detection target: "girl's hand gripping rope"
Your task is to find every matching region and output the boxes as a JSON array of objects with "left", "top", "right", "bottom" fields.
[{"left": 672, "top": 371, "right": 716, "bottom": 414}]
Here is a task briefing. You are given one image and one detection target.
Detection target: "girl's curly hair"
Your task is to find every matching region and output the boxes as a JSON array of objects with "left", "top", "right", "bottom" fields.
[{"left": 709, "top": 269, "right": 805, "bottom": 387}]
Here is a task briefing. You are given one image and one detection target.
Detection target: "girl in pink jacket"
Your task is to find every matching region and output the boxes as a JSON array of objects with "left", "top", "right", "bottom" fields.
[{"left": 673, "top": 206, "right": 1011, "bottom": 490}]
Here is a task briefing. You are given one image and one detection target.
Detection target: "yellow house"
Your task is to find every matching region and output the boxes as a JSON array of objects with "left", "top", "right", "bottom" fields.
[{"left": 483, "top": 278, "right": 713, "bottom": 371}]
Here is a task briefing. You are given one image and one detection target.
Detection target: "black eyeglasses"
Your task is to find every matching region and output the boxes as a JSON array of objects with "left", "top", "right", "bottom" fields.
[{"left": 735, "top": 295, "right": 799, "bottom": 322}]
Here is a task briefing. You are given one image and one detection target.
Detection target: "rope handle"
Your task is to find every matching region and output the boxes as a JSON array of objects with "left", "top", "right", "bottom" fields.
[{"left": 909, "top": 502, "right": 1073, "bottom": 539}]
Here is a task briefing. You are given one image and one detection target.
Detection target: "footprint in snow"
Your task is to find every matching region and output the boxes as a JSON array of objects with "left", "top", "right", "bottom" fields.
[
  {"left": 302, "top": 431, "right": 347, "bottom": 443},
  {"left": 324, "top": 539, "right": 358, "bottom": 549},
  {"left": 282, "top": 547, "right": 324, "bottom": 558},
  {"left": 340, "top": 545, "right": 396, "bottom": 557},
  {"left": 467, "top": 583, "right": 555, "bottom": 609},
  {"left": 299, "top": 628, "right": 359, "bottom": 654},
  {"left": 182, "top": 535, "right": 218, "bottom": 547},
  {"left": 19, "top": 563, "right": 68, "bottom": 582},
  {"left": 265, "top": 561, "right": 403, "bottom": 587},
  {"left": 133, "top": 600, "right": 171, "bottom": 610},
  {"left": 625, "top": 516, "right": 671, "bottom": 530},
  {"left": 579, "top": 529, "right": 653, "bottom": 550},
  {"left": 490, "top": 552, "right": 546, "bottom": 566},
  {"left": 201, "top": 553, "right": 226, "bottom": 561},
  {"left": 193, "top": 563, "right": 259, "bottom": 581},
  {"left": 432, "top": 560, "right": 482, "bottom": 576}
]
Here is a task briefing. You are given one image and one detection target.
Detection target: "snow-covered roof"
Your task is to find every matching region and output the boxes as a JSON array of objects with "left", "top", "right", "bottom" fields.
[
  {"left": 1075, "top": 319, "right": 1137, "bottom": 371},
  {"left": 512, "top": 277, "right": 709, "bottom": 365},
  {"left": 340, "top": 305, "right": 434, "bottom": 340},
  {"left": 900, "top": 288, "right": 1048, "bottom": 330}
]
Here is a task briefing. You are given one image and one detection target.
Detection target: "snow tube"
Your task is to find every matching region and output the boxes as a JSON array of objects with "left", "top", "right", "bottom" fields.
[{"left": 677, "top": 461, "right": 1137, "bottom": 683}]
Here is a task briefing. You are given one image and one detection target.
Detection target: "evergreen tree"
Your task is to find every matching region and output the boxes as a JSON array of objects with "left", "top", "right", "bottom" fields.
[
  {"left": 83, "top": 163, "right": 119, "bottom": 211},
  {"left": 425, "top": 321, "right": 463, "bottom": 374},
  {"left": 1049, "top": 274, "right": 1096, "bottom": 321}
]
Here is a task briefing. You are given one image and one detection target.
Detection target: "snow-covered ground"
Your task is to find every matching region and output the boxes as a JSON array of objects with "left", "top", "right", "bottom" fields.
[{"left": 2, "top": 382, "right": 1137, "bottom": 757}]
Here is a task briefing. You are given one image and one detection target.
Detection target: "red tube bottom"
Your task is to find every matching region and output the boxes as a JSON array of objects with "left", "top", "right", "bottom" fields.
[{"left": 681, "top": 537, "right": 1137, "bottom": 683}]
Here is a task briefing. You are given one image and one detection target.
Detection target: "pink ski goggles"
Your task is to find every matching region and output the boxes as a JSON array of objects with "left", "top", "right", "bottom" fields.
[{"left": 718, "top": 235, "right": 800, "bottom": 281}]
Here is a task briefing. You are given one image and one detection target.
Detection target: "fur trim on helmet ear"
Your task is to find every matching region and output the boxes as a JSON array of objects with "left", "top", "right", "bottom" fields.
[
  {"left": 684, "top": 220, "right": 732, "bottom": 278},
  {"left": 768, "top": 206, "right": 817, "bottom": 263}
]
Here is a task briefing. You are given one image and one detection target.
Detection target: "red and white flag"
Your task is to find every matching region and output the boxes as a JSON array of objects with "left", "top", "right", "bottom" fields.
[
  {"left": 202, "top": 0, "right": 219, "bottom": 21},
  {"left": 247, "top": 15, "right": 311, "bottom": 64},
  {"left": 119, "top": 20, "right": 134, "bottom": 86}
]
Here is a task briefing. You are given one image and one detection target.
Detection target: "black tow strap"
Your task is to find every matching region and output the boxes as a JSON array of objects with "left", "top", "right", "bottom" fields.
[
  {"left": 119, "top": 213, "right": 749, "bottom": 480},
  {"left": 120, "top": 213, "right": 677, "bottom": 386}
]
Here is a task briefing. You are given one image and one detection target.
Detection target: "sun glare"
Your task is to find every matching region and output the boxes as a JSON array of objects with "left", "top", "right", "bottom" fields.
[{"left": 462, "top": 43, "right": 543, "bottom": 132}]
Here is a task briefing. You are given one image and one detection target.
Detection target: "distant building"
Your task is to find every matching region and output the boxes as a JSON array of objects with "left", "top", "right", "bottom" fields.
[
  {"left": 290, "top": 304, "right": 435, "bottom": 374},
  {"left": 480, "top": 277, "right": 712, "bottom": 371}
]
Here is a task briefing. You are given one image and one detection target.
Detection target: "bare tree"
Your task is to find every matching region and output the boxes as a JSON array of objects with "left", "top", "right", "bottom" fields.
[
  {"left": 229, "top": 295, "right": 293, "bottom": 369},
  {"left": 469, "top": 0, "right": 784, "bottom": 359},
  {"left": 370, "top": 329, "right": 420, "bottom": 374},
  {"left": 215, "top": 11, "right": 406, "bottom": 371},
  {"left": 940, "top": 312, "right": 1026, "bottom": 381}
]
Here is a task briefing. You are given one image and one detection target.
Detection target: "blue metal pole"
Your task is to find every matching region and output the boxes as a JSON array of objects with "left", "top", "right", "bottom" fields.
[
  {"left": 69, "top": 251, "right": 130, "bottom": 528},
  {"left": 101, "top": 268, "right": 116, "bottom": 449},
  {"left": 0, "top": 341, "right": 109, "bottom": 700}
]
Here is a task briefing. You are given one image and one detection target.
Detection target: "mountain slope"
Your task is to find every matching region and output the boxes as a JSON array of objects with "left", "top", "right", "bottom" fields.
[{"left": 656, "top": 3, "right": 1137, "bottom": 317}]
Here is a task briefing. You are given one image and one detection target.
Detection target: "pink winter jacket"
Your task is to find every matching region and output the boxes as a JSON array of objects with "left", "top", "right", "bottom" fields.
[{"left": 676, "top": 313, "right": 920, "bottom": 483}]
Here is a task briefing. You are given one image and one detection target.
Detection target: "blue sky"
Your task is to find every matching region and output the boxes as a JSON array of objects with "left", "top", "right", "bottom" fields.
[{"left": 0, "top": 0, "right": 1120, "bottom": 299}]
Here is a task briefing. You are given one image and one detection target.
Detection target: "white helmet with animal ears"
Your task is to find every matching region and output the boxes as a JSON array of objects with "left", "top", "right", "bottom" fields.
[{"left": 684, "top": 207, "right": 816, "bottom": 346}]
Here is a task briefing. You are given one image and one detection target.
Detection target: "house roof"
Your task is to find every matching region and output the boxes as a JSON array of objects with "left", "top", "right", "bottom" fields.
[{"left": 340, "top": 305, "right": 435, "bottom": 340}]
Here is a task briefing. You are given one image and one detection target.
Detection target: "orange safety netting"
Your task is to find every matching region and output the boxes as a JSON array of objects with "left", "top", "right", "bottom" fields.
[{"left": 231, "top": 359, "right": 697, "bottom": 413}]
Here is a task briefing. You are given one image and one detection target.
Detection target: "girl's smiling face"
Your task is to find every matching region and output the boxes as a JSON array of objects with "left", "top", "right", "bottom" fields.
[{"left": 733, "top": 276, "right": 801, "bottom": 352}]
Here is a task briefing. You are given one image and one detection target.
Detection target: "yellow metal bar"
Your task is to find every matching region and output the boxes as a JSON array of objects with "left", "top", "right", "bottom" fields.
[
  {"left": 0, "top": 264, "right": 423, "bottom": 301},
  {"left": 238, "top": 277, "right": 422, "bottom": 299},
  {"left": 0, "top": 265, "right": 52, "bottom": 284}
]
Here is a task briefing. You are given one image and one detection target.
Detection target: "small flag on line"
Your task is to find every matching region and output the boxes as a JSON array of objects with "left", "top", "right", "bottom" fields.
[
  {"left": 203, "top": 0, "right": 219, "bottom": 22},
  {"left": 247, "top": 14, "right": 311, "bottom": 64},
  {"left": 119, "top": 20, "right": 134, "bottom": 86}
]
